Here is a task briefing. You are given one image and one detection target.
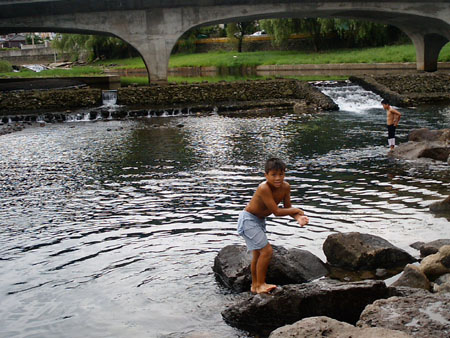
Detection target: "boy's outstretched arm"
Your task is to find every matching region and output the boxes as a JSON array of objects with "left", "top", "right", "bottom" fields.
[{"left": 284, "top": 185, "right": 309, "bottom": 227}]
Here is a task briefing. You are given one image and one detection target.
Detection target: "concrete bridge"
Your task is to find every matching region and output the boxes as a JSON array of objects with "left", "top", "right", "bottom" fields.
[{"left": 1, "top": 0, "right": 449, "bottom": 83}]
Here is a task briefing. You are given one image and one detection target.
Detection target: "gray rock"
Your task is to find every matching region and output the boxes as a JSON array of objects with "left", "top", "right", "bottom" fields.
[
  {"left": 390, "top": 286, "right": 432, "bottom": 298},
  {"left": 323, "top": 232, "right": 416, "bottom": 271},
  {"left": 213, "top": 245, "right": 328, "bottom": 293},
  {"left": 433, "top": 273, "right": 450, "bottom": 293},
  {"left": 213, "top": 245, "right": 251, "bottom": 293},
  {"left": 391, "top": 264, "right": 430, "bottom": 291},
  {"left": 429, "top": 196, "right": 450, "bottom": 213},
  {"left": 269, "top": 316, "right": 411, "bottom": 338},
  {"left": 410, "top": 241, "right": 425, "bottom": 251},
  {"left": 418, "top": 145, "right": 450, "bottom": 161},
  {"left": 222, "top": 279, "right": 391, "bottom": 336},
  {"left": 357, "top": 292, "right": 450, "bottom": 337},
  {"left": 434, "top": 273, "right": 450, "bottom": 285},
  {"left": 432, "top": 273, "right": 450, "bottom": 293},
  {"left": 417, "top": 239, "right": 450, "bottom": 257}
]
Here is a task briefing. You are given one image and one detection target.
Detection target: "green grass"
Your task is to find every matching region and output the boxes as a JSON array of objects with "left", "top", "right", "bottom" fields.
[
  {"left": 2, "top": 44, "right": 449, "bottom": 85},
  {"left": 97, "top": 44, "right": 450, "bottom": 69}
]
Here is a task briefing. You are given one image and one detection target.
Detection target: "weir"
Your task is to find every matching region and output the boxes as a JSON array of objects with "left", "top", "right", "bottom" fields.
[
  {"left": 101, "top": 90, "right": 118, "bottom": 106},
  {"left": 317, "top": 81, "right": 384, "bottom": 113}
]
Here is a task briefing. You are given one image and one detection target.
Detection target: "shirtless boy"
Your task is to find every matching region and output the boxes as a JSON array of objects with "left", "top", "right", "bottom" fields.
[
  {"left": 382, "top": 99, "right": 402, "bottom": 150},
  {"left": 237, "top": 158, "right": 309, "bottom": 294}
]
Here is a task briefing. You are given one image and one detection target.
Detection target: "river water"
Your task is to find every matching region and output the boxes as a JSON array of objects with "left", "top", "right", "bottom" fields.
[{"left": 1, "top": 84, "right": 449, "bottom": 338}]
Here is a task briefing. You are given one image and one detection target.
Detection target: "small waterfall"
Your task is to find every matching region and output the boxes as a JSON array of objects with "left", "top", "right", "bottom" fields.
[
  {"left": 102, "top": 90, "right": 118, "bottom": 106},
  {"left": 315, "top": 81, "right": 384, "bottom": 113}
]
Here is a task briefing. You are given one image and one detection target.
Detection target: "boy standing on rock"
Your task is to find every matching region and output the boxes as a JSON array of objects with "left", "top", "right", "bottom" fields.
[
  {"left": 382, "top": 99, "right": 402, "bottom": 150},
  {"left": 237, "top": 158, "right": 309, "bottom": 294}
]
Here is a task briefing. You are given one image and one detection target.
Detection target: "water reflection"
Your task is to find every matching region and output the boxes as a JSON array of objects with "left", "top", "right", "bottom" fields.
[{"left": 0, "top": 87, "right": 449, "bottom": 337}]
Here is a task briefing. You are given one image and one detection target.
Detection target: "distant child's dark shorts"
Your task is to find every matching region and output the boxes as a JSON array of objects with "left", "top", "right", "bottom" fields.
[
  {"left": 387, "top": 124, "right": 396, "bottom": 139},
  {"left": 237, "top": 210, "right": 268, "bottom": 252}
]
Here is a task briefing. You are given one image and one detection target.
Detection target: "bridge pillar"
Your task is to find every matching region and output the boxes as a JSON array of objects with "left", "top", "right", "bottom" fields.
[
  {"left": 409, "top": 33, "right": 448, "bottom": 72},
  {"left": 127, "top": 37, "right": 177, "bottom": 84},
  {"left": 109, "top": 8, "right": 183, "bottom": 84}
]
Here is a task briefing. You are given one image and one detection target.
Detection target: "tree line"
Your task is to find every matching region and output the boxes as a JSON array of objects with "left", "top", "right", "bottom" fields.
[{"left": 52, "top": 18, "right": 408, "bottom": 60}]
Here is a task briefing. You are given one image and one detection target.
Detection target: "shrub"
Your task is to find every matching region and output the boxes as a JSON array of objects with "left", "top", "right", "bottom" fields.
[{"left": 0, "top": 60, "right": 13, "bottom": 73}]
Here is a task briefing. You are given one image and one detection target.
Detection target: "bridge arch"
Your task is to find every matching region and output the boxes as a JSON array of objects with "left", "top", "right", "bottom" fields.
[{"left": 0, "top": 1, "right": 449, "bottom": 83}]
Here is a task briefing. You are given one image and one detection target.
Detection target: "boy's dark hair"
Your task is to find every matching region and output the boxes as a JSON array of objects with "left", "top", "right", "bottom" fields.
[
  {"left": 265, "top": 158, "right": 286, "bottom": 173},
  {"left": 381, "top": 99, "right": 389, "bottom": 105}
]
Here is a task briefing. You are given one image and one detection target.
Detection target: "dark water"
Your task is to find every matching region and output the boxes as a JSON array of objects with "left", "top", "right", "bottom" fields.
[{"left": 0, "top": 85, "right": 449, "bottom": 338}]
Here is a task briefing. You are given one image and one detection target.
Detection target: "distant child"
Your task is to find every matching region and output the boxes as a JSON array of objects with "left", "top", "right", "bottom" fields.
[
  {"left": 237, "top": 158, "right": 309, "bottom": 294},
  {"left": 381, "top": 99, "right": 402, "bottom": 150}
]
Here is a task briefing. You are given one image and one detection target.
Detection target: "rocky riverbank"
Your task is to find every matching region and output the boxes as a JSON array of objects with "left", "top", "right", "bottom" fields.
[
  {"left": 350, "top": 72, "right": 450, "bottom": 107},
  {"left": 214, "top": 232, "right": 450, "bottom": 337},
  {"left": 0, "top": 79, "right": 337, "bottom": 116}
]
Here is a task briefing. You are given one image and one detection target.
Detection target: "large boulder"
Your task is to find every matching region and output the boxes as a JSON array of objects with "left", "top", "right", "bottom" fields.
[
  {"left": 213, "top": 245, "right": 328, "bottom": 292},
  {"left": 269, "top": 316, "right": 411, "bottom": 338},
  {"left": 323, "top": 232, "right": 416, "bottom": 271},
  {"left": 389, "top": 141, "right": 450, "bottom": 162},
  {"left": 391, "top": 264, "right": 431, "bottom": 291},
  {"left": 419, "top": 245, "right": 450, "bottom": 281},
  {"left": 408, "top": 128, "right": 450, "bottom": 142},
  {"left": 357, "top": 291, "right": 450, "bottom": 337},
  {"left": 222, "top": 279, "right": 391, "bottom": 336},
  {"left": 429, "top": 196, "right": 450, "bottom": 213},
  {"left": 390, "top": 128, "right": 450, "bottom": 162}
]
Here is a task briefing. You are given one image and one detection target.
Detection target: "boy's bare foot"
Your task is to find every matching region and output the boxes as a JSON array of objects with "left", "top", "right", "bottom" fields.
[
  {"left": 251, "top": 285, "right": 257, "bottom": 294},
  {"left": 256, "top": 283, "right": 277, "bottom": 294}
]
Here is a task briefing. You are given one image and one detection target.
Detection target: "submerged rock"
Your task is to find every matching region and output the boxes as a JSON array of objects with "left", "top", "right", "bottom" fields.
[
  {"left": 213, "top": 245, "right": 328, "bottom": 293},
  {"left": 429, "top": 196, "right": 450, "bottom": 213},
  {"left": 357, "top": 292, "right": 450, "bottom": 337},
  {"left": 323, "top": 232, "right": 416, "bottom": 271},
  {"left": 269, "top": 316, "right": 411, "bottom": 338},
  {"left": 221, "top": 279, "right": 391, "bottom": 336}
]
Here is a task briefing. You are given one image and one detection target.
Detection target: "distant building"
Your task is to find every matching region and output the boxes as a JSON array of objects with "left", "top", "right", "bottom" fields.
[{"left": 0, "top": 34, "right": 26, "bottom": 48}]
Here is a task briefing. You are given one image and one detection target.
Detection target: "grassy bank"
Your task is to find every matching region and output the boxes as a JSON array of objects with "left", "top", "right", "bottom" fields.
[
  {"left": 1, "top": 44, "right": 449, "bottom": 85},
  {"left": 100, "top": 44, "right": 450, "bottom": 69}
]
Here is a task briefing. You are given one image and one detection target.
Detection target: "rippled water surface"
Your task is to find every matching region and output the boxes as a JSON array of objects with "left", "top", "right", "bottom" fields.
[{"left": 1, "top": 85, "right": 449, "bottom": 337}]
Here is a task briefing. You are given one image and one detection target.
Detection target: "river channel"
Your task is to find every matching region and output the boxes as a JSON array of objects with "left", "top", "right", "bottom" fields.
[{"left": 0, "top": 84, "right": 449, "bottom": 337}]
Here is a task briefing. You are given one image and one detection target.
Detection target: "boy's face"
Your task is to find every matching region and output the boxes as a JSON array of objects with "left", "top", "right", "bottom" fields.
[
  {"left": 265, "top": 169, "right": 285, "bottom": 188},
  {"left": 382, "top": 103, "right": 389, "bottom": 110}
]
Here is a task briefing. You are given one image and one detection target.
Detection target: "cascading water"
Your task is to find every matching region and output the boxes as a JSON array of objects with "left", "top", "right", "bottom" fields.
[
  {"left": 315, "top": 81, "right": 384, "bottom": 113},
  {"left": 101, "top": 90, "right": 118, "bottom": 106}
]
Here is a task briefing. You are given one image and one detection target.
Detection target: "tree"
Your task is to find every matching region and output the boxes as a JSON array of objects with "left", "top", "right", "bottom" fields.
[
  {"left": 52, "top": 34, "right": 137, "bottom": 61},
  {"left": 260, "top": 18, "right": 406, "bottom": 51},
  {"left": 260, "top": 18, "right": 332, "bottom": 51},
  {"left": 226, "top": 21, "right": 256, "bottom": 52},
  {"left": 259, "top": 19, "right": 294, "bottom": 48}
]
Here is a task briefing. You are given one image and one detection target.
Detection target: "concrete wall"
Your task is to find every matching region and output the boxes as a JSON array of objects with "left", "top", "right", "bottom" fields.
[{"left": 0, "top": 46, "right": 68, "bottom": 64}]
